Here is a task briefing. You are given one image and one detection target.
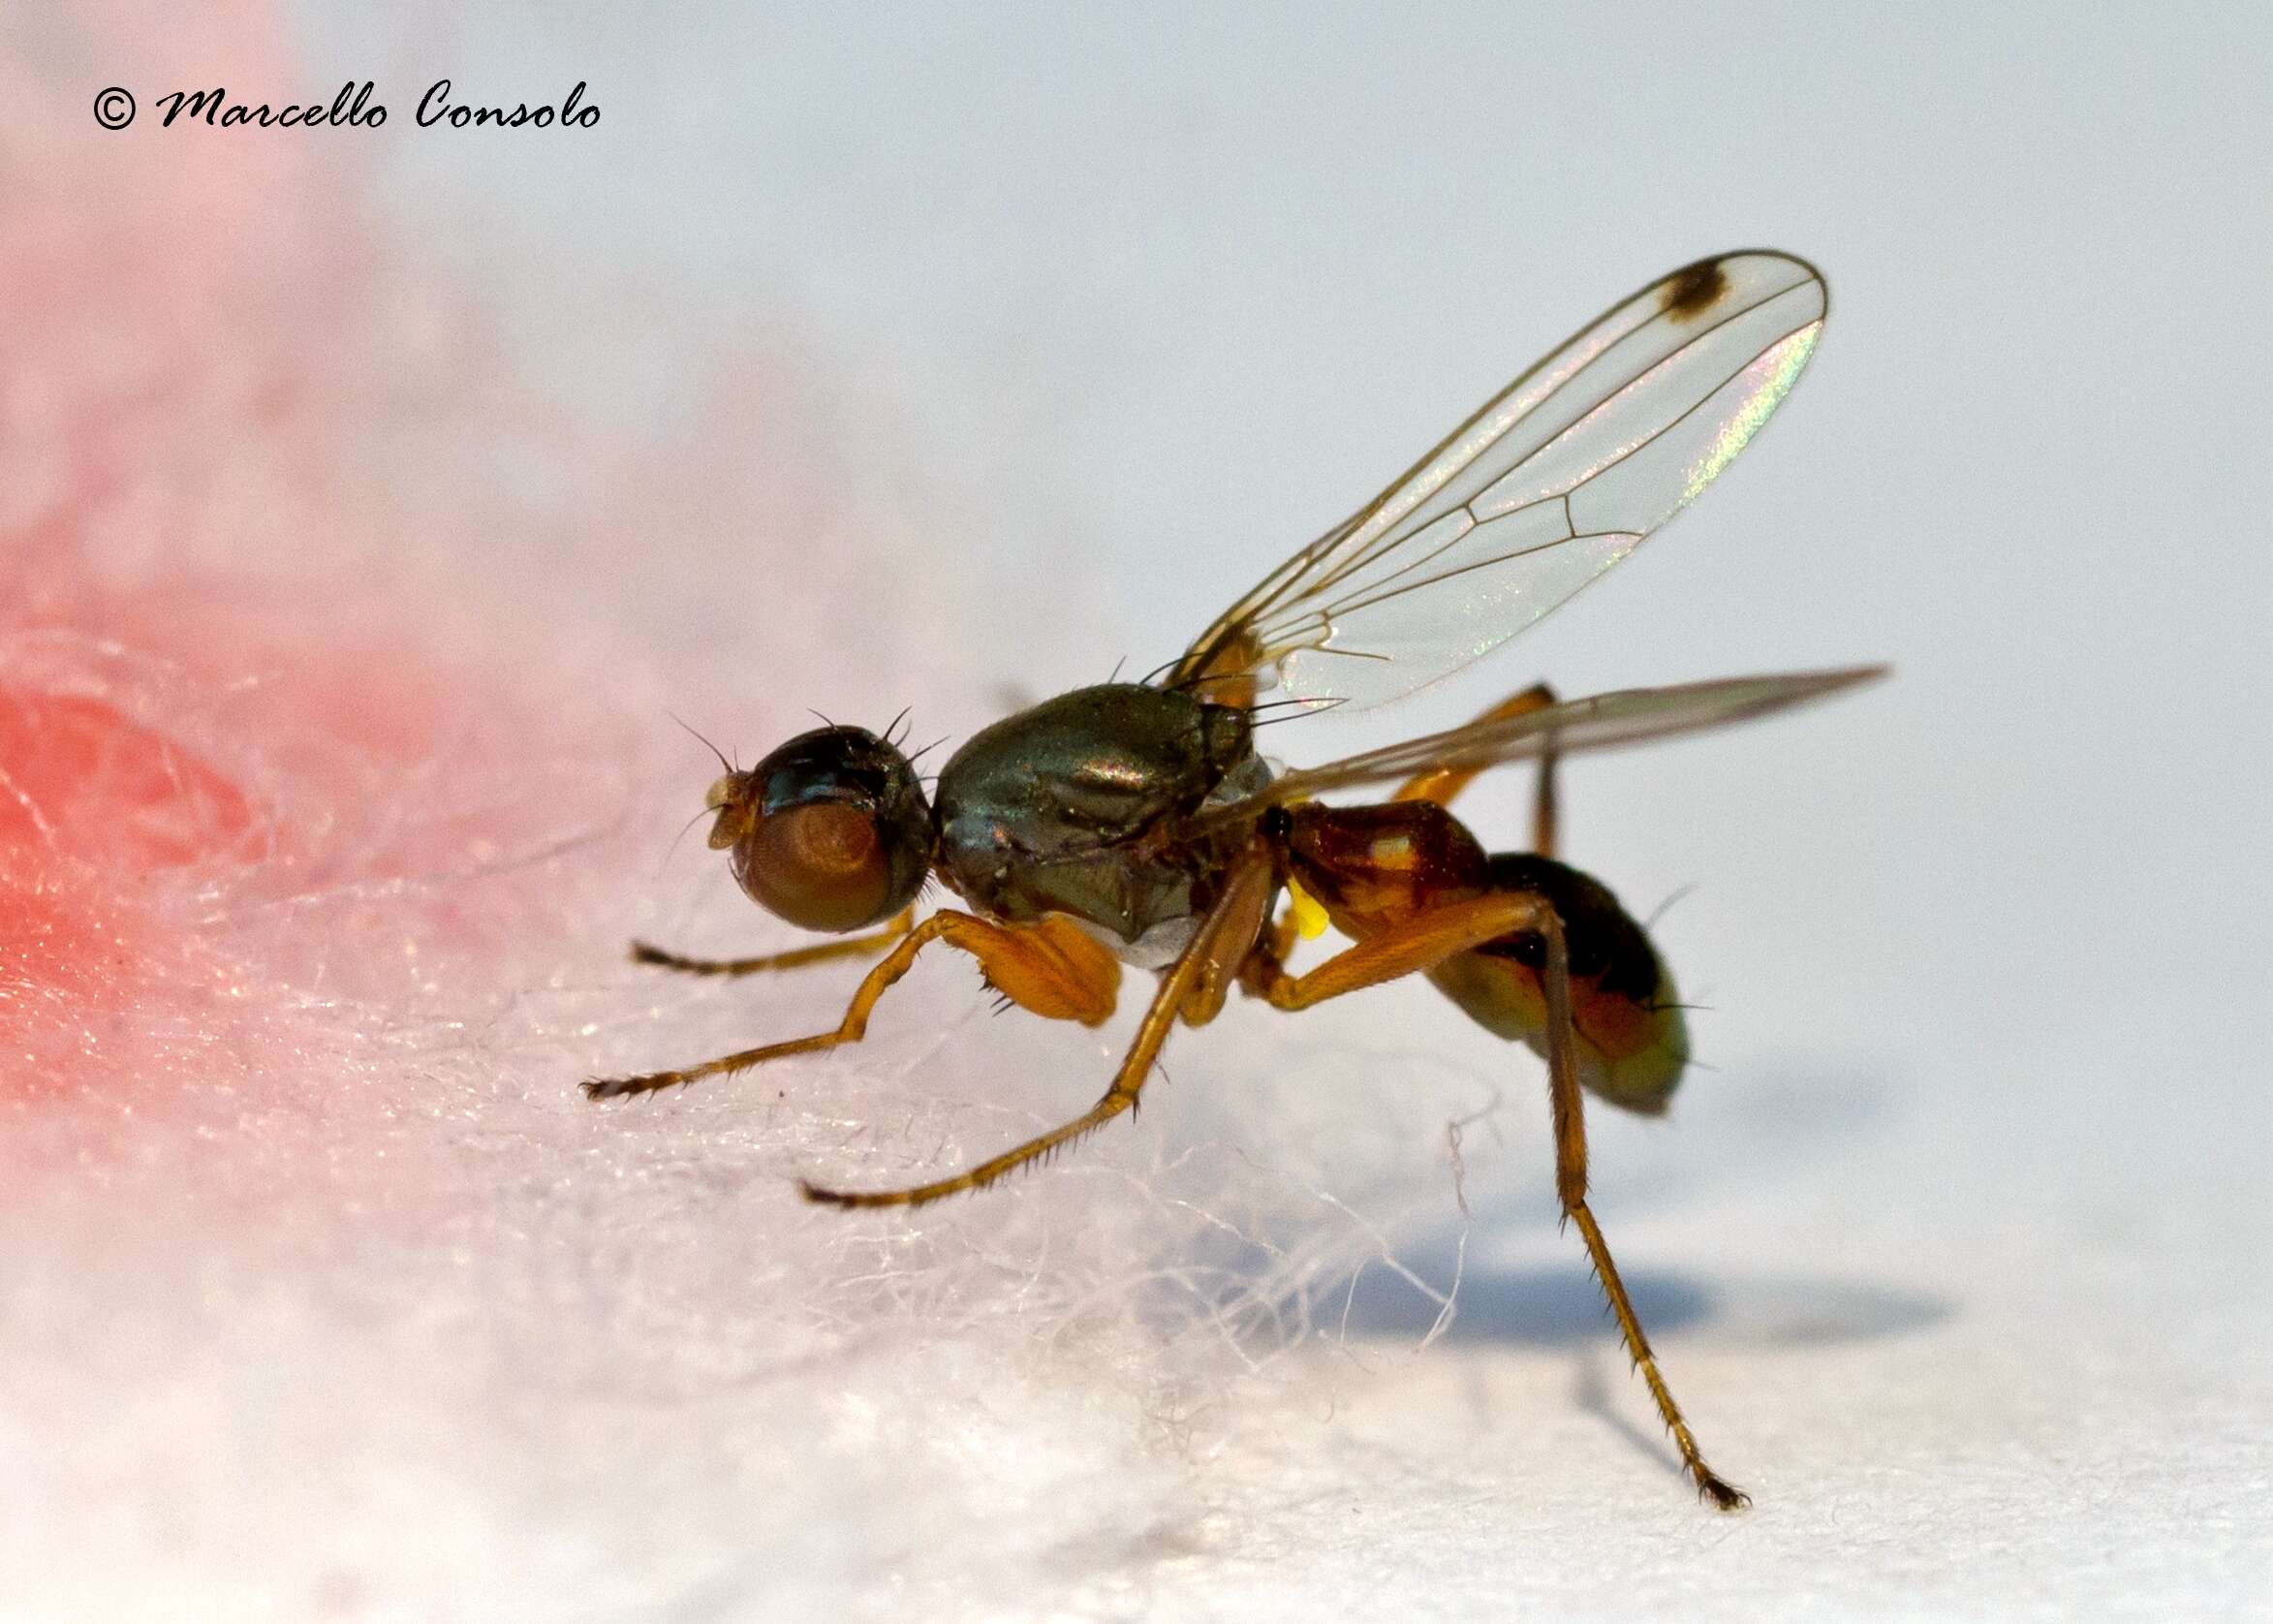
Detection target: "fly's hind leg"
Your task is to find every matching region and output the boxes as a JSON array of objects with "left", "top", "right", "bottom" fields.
[
  {"left": 584, "top": 912, "right": 1120, "bottom": 1101},
  {"left": 1393, "top": 682, "right": 1561, "bottom": 857},
  {"left": 628, "top": 907, "right": 917, "bottom": 978},
  {"left": 1529, "top": 903, "right": 1747, "bottom": 1509},
  {"left": 1245, "top": 880, "right": 1745, "bottom": 1508},
  {"left": 1250, "top": 890, "right": 1566, "bottom": 1012}
]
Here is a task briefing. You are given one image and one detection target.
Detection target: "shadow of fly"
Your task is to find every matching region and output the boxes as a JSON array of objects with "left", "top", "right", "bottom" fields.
[{"left": 587, "top": 251, "right": 1885, "bottom": 1510}]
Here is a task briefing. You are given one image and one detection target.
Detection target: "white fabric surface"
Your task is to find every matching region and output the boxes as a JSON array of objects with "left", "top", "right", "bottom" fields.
[{"left": 4, "top": 5, "right": 2267, "bottom": 1620}]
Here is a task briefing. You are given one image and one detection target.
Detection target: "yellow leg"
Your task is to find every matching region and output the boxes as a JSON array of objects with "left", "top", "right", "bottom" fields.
[
  {"left": 1532, "top": 904, "right": 1746, "bottom": 1510},
  {"left": 801, "top": 856, "right": 1278, "bottom": 1208},
  {"left": 1242, "top": 882, "right": 1744, "bottom": 1508},
  {"left": 1178, "top": 864, "right": 1278, "bottom": 1028},
  {"left": 1236, "top": 899, "right": 1303, "bottom": 1001},
  {"left": 628, "top": 908, "right": 916, "bottom": 977},
  {"left": 584, "top": 911, "right": 1120, "bottom": 1101},
  {"left": 1254, "top": 891, "right": 1559, "bottom": 1012},
  {"left": 1392, "top": 682, "right": 1561, "bottom": 857}
]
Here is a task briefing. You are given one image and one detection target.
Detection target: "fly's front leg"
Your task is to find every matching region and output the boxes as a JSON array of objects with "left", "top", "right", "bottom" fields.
[
  {"left": 802, "top": 855, "right": 1277, "bottom": 1208},
  {"left": 584, "top": 912, "right": 1120, "bottom": 1101},
  {"left": 1392, "top": 682, "right": 1561, "bottom": 858},
  {"left": 1532, "top": 904, "right": 1746, "bottom": 1510},
  {"left": 628, "top": 908, "right": 917, "bottom": 978}
]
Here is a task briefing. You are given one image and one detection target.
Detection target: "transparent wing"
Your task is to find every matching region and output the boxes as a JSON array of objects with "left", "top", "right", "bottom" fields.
[
  {"left": 1168, "top": 252, "right": 1828, "bottom": 713},
  {"left": 1208, "top": 667, "right": 1884, "bottom": 815}
]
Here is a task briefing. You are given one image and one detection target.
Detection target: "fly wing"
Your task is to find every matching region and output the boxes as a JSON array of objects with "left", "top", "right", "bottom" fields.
[
  {"left": 1208, "top": 666, "right": 1885, "bottom": 814},
  {"left": 1168, "top": 252, "right": 1828, "bottom": 712}
]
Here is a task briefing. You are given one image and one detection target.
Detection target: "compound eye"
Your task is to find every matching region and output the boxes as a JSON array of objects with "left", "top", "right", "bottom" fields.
[
  {"left": 734, "top": 801, "right": 898, "bottom": 933},
  {"left": 720, "top": 724, "right": 933, "bottom": 932}
]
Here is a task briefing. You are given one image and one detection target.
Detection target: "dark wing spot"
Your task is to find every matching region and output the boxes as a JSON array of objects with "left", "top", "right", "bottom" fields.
[{"left": 1662, "top": 257, "right": 1729, "bottom": 322}]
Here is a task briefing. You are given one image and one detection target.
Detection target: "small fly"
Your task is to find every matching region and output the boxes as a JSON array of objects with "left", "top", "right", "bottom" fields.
[{"left": 586, "top": 251, "right": 1884, "bottom": 1509}]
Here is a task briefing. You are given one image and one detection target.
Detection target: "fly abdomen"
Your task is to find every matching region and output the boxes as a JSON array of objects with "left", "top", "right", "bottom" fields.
[
  {"left": 1436, "top": 853, "right": 1688, "bottom": 1113},
  {"left": 1276, "top": 802, "right": 1688, "bottom": 1111}
]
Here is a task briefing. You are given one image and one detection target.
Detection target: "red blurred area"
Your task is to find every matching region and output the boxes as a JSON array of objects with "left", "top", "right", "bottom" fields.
[
  {"left": 0, "top": 689, "right": 261, "bottom": 866},
  {"left": 0, "top": 684, "right": 253, "bottom": 1078},
  {"left": 0, "top": 842, "right": 144, "bottom": 1028},
  {"left": 0, "top": 9, "right": 618, "bottom": 1111}
]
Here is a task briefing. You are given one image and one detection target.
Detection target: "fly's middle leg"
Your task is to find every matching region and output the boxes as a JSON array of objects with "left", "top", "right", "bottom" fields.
[
  {"left": 583, "top": 912, "right": 1121, "bottom": 1101},
  {"left": 801, "top": 854, "right": 1278, "bottom": 1208}
]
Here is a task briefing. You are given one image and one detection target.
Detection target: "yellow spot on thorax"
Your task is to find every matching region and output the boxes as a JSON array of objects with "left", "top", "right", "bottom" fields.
[{"left": 1368, "top": 834, "right": 1416, "bottom": 870}]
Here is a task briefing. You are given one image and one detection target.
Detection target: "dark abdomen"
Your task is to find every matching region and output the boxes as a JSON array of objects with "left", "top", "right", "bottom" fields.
[
  {"left": 1430, "top": 853, "right": 1690, "bottom": 1114},
  {"left": 1277, "top": 800, "right": 1688, "bottom": 1113}
]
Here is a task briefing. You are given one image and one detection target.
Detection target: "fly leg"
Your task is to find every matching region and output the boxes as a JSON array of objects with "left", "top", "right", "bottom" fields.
[
  {"left": 1235, "top": 902, "right": 1301, "bottom": 1001},
  {"left": 1250, "top": 890, "right": 1566, "bottom": 1012},
  {"left": 627, "top": 908, "right": 917, "bottom": 978},
  {"left": 583, "top": 912, "right": 1121, "bottom": 1101},
  {"left": 1178, "top": 861, "right": 1278, "bottom": 1027},
  {"left": 1246, "top": 885, "right": 1744, "bottom": 1508},
  {"left": 1392, "top": 681, "right": 1561, "bottom": 857},
  {"left": 1530, "top": 903, "right": 1747, "bottom": 1509},
  {"left": 801, "top": 856, "right": 1277, "bottom": 1208}
]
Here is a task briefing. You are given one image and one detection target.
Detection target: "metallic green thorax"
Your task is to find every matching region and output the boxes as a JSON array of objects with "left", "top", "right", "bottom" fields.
[{"left": 933, "top": 684, "right": 1263, "bottom": 965}]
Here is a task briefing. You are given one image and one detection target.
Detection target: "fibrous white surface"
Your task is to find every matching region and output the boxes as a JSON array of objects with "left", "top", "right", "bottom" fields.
[{"left": 4, "top": 6, "right": 2270, "bottom": 1621}]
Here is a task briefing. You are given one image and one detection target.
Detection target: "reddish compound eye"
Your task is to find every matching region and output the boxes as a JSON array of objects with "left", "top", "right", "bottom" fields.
[
  {"left": 709, "top": 725, "right": 931, "bottom": 934},
  {"left": 735, "top": 801, "right": 895, "bottom": 933}
]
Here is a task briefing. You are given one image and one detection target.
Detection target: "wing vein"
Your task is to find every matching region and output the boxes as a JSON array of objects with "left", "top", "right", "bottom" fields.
[{"left": 1159, "top": 252, "right": 1828, "bottom": 713}]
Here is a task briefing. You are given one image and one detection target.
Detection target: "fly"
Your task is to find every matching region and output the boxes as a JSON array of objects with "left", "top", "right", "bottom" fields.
[{"left": 585, "top": 250, "right": 1885, "bottom": 1509}]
